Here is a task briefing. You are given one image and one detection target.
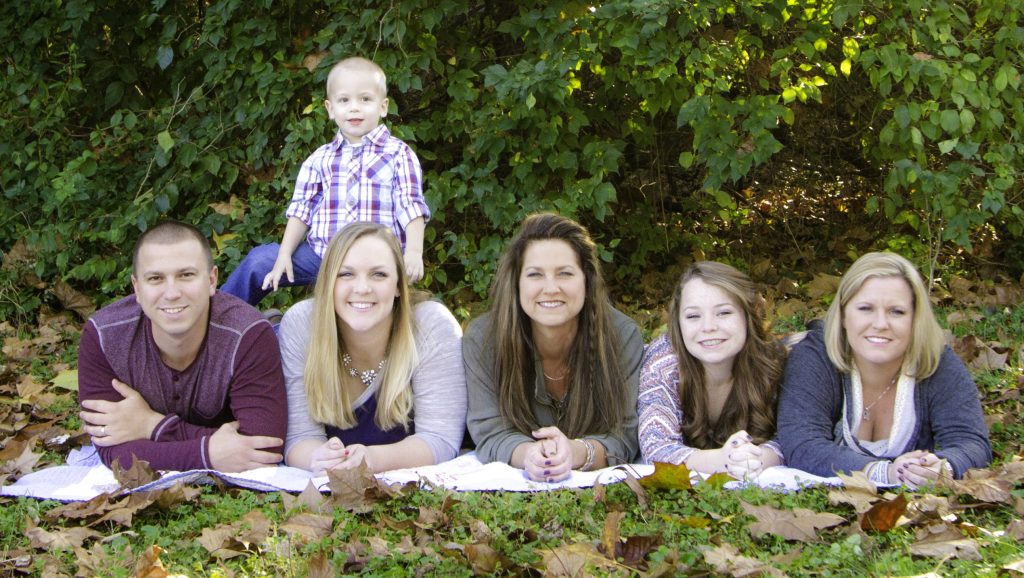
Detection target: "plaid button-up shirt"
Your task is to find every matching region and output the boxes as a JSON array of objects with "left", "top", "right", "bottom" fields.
[{"left": 285, "top": 124, "right": 428, "bottom": 257}]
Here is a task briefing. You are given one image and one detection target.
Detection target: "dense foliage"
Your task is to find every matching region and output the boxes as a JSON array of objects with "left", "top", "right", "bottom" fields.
[{"left": 2, "top": 0, "right": 1022, "bottom": 321}]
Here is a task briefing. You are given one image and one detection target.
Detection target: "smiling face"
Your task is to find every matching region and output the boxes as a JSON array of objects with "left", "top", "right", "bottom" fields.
[
  {"left": 677, "top": 278, "right": 748, "bottom": 373},
  {"left": 518, "top": 239, "right": 586, "bottom": 334},
  {"left": 131, "top": 238, "right": 217, "bottom": 352},
  {"left": 324, "top": 66, "right": 389, "bottom": 145},
  {"left": 333, "top": 235, "right": 399, "bottom": 339},
  {"left": 842, "top": 275, "right": 914, "bottom": 374}
]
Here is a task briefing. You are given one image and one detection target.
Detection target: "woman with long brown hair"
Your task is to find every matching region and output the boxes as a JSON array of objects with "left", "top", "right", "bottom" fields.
[
  {"left": 464, "top": 213, "right": 642, "bottom": 483},
  {"left": 638, "top": 262, "right": 786, "bottom": 477}
]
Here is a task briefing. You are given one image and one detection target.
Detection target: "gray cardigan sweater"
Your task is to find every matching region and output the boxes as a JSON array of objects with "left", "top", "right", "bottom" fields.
[
  {"left": 777, "top": 328, "right": 991, "bottom": 478},
  {"left": 464, "top": 307, "right": 643, "bottom": 465}
]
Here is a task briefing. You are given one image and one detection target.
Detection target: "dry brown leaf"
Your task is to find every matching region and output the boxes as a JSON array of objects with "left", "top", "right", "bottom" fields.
[
  {"left": 16, "top": 375, "right": 47, "bottom": 400},
  {"left": 1004, "top": 559, "right": 1024, "bottom": 576},
  {"left": 1, "top": 440, "right": 44, "bottom": 477},
  {"left": 465, "top": 543, "right": 513, "bottom": 574},
  {"left": 1006, "top": 519, "right": 1024, "bottom": 541},
  {"left": 282, "top": 479, "right": 328, "bottom": 513},
  {"left": 152, "top": 482, "right": 202, "bottom": 509},
  {"left": 3, "top": 335, "right": 35, "bottom": 361},
  {"left": 92, "top": 492, "right": 159, "bottom": 527},
  {"left": 26, "top": 519, "right": 101, "bottom": 552},
  {"left": 542, "top": 543, "right": 622, "bottom": 577},
  {"left": 905, "top": 494, "right": 956, "bottom": 524},
  {"left": 50, "top": 280, "right": 95, "bottom": 320},
  {"left": 860, "top": 493, "right": 908, "bottom": 532},
  {"left": 133, "top": 545, "right": 168, "bottom": 578},
  {"left": 741, "top": 501, "right": 846, "bottom": 542},
  {"left": 703, "top": 543, "right": 788, "bottom": 577},
  {"left": 909, "top": 523, "right": 980, "bottom": 561},
  {"left": 111, "top": 458, "right": 158, "bottom": 490},
  {"left": 303, "top": 51, "right": 329, "bottom": 73},
  {"left": 307, "top": 552, "right": 334, "bottom": 578},
  {"left": 469, "top": 519, "right": 493, "bottom": 543},
  {"left": 46, "top": 492, "right": 120, "bottom": 521},
  {"left": 198, "top": 511, "right": 271, "bottom": 559},
  {"left": 615, "top": 535, "right": 662, "bottom": 568},
  {"left": 806, "top": 273, "right": 841, "bottom": 299},
  {"left": 600, "top": 510, "right": 624, "bottom": 560},
  {"left": 952, "top": 476, "right": 1013, "bottom": 504},
  {"left": 327, "top": 463, "right": 382, "bottom": 513},
  {"left": 72, "top": 543, "right": 113, "bottom": 578},
  {"left": 830, "top": 471, "right": 879, "bottom": 513},
  {"left": 280, "top": 512, "right": 333, "bottom": 542}
]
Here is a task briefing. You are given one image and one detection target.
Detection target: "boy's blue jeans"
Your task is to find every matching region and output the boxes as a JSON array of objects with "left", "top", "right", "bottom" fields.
[{"left": 220, "top": 242, "right": 322, "bottom": 306}]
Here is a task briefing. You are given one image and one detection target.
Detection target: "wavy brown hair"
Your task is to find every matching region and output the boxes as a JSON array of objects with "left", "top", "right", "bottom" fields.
[
  {"left": 487, "top": 213, "right": 627, "bottom": 439},
  {"left": 667, "top": 262, "right": 785, "bottom": 448}
]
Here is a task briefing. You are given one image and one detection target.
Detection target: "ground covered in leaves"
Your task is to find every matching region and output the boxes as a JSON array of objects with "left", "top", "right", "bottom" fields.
[{"left": 2, "top": 280, "right": 1024, "bottom": 576}]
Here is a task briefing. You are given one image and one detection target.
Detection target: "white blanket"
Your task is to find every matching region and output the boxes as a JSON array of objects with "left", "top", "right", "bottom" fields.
[{"left": 0, "top": 446, "right": 840, "bottom": 502}]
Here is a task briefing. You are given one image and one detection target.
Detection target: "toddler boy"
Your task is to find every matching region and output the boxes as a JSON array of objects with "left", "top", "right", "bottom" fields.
[{"left": 222, "top": 57, "right": 429, "bottom": 305}]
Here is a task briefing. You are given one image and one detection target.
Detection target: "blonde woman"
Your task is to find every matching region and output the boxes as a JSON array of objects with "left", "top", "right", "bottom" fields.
[
  {"left": 638, "top": 262, "right": 786, "bottom": 478},
  {"left": 279, "top": 222, "right": 465, "bottom": 474},
  {"left": 778, "top": 252, "right": 991, "bottom": 487}
]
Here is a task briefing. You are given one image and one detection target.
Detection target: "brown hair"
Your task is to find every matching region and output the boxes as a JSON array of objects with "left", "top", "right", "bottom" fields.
[
  {"left": 667, "top": 262, "right": 785, "bottom": 448},
  {"left": 486, "top": 213, "right": 627, "bottom": 439},
  {"left": 132, "top": 220, "right": 212, "bottom": 275}
]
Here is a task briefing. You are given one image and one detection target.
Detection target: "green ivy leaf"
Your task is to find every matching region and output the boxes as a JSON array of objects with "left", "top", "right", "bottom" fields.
[{"left": 157, "top": 130, "right": 175, "bottom": 153}]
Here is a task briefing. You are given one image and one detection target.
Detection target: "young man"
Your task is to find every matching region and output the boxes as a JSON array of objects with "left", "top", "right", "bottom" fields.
[
  {"left": 78, "top": 221, "right": 287, "bottom": 472},
  {"left": 221, "top": 56, "right": 430, "bottom": 305}
]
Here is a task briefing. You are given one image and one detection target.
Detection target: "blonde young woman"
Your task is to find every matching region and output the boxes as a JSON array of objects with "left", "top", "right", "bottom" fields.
[
  {"left": 778, "top": 252, "right": 991, "bottom": 487},
  {"left": 638, "top": 262, "right": 787, "bottom": 478},
  {"left": 464, "top": 213, "right": 643, "bottom": 483},
  {"left": 279, "top": 222, "right": 466, "bottom": 474}
]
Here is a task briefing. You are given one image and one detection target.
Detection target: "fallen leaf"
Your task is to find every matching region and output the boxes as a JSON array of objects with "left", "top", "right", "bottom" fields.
[
  {"left": 327, "top": 463, "right": 380, "bottom": 513},
  {"left": 307, "top": 552, "right": 334, "bottom": 578},
  {"left": 465, "top": 543, "right": 513, "bottom": 574},
  {"left": 1005, "top": 559, "right": 1024, "bottom": 576},
  {"left": 50, "top": 369, "right": 78, "bottom": 392},
  {"left": 1006, "top": 519, "right": 1024, "bottom": 541},
  {"left": 618, "top": 467, "right": 649, "bottom": 510},
  {"left": 198, "top": 511, "right": 271, "bottom": 559},
  {"left": 806, "top": 273, "right": 841, "bottom": 300},
  {"left": 133, "top": 545, "right": 168, "bottom": 578},
  {"left": 615, "top": 535, "right": 662, "bottom": 568},
  {"left": 280, "top": 512, "right": 333, "bottom": 542},
  {"left": 909, "top": 523, "right": 980, "bottom": 561},
  {"left": 111, "top": 457, "right": 158, "bottom": 490},
  {"left": 50, "top": 280, "right": 95, "bottom": 320},
  {"left": 952, "top": 476, "right": 1013, "bottom": 504},
  {"left": 741, "top": 501, "right": 846, "bottom": 542},
  {"left": 860, "top": 493, "right": 908, "bottom": 532},
  {"left": 1, "top": 441, "right": 44, "bottom": 477},
  {"left": 16, "top": 375, "right": 47, "bottom": 400},
  {"left": 72, "top": 543, "right": 114, "bottom": 577},
  {"left": 26, "top": 518, "right": 101, "bottom": 552},
  {"left": 469, "top": 519, "right": 492, "bottom": 543},
  {"left": 599, "top": 511, "right": 624, "bottom": 560},
  {"left": 542, "top": 543, "right": 622, "bottom": 576},
  {"left": 303, "top": 51, "right": 329, "bottom": 72},
  {"left": 905, "top": 494, "right": 956, "bottom": 524},
  {"left": 282, "top": 480, "right": 328, "bottom": 513},
  {"left": 703, "top": 543, "right": 787, "bottom": 577},
  {"left": 830, "top": 471, "right": 879, "bottom": 513},
  {"left": 639, "top": 461, "right": 693, "bottom": 490}
]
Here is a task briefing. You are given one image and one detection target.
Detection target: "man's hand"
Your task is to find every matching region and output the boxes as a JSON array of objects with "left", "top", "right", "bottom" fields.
[
  {"left": 80, "top": 379, "right": 164, "bottom": 446},
  {"left": 261, "top": 254, "right": 294, "bottom": 291},
  {"left": 403, "top": 250, "right": 424, "bottom": 284},
  {"left": 208, "top": 422, "right": 283, "bottom": 472}
]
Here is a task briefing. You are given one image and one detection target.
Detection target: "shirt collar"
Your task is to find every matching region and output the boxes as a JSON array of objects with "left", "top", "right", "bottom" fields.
[{"left": 329, "top": 124, "right": 390, "bottom": 151}]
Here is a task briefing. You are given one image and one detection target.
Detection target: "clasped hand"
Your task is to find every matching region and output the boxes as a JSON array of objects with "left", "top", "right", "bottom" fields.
[
  {"left": 80, "top": 379, "right": 163, "bottom": 446},
  {"left": 716, "top": 430, "right": 778, "bottom": 479},
  {"left": 889, "top": 450, "right": 945, "bottom": 489},
  {"left": 309, "top": 437, "right": 371, "bottom": 475},
  {"left": 523, "top": 426, "right": 575, "bottom": 483}
]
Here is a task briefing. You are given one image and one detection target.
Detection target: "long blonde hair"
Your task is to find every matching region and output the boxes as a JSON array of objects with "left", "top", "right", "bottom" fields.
[
  {"left": 303, "top": 222, "right": 418, "bottom": 430},
  {"left": 823, "top": 252, "right": 944, "bottom": 378}
]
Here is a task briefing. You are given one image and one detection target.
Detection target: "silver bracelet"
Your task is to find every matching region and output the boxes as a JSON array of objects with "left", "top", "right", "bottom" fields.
[{"left": 576, "top": 438, "right": 595, "bottom": 471}]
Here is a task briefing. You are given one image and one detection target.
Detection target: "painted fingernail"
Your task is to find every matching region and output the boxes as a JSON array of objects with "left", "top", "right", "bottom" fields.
[
  {"left": 546, "top": 477, "right": 553, "bottom": 483},
  {"left": 543, "top": 470, "right": 551, "bottom": 476},
  {"left": 545, "top": 460, "right": 551, "bottom": 466},
  {"left": 731, "top": 440, "right": 738, "bottom": 447}
]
